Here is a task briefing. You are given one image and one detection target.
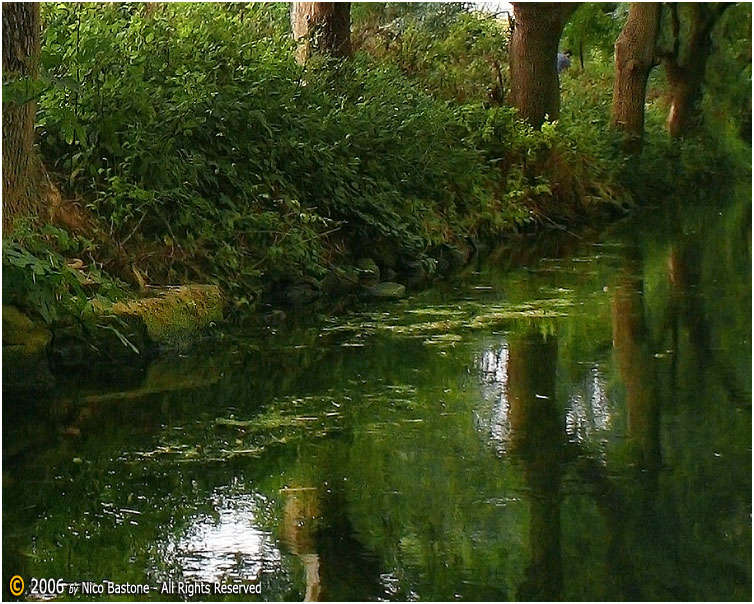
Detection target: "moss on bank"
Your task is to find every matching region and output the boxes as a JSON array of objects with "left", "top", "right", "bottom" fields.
[
  {"left": 109, "top": 285, "right": 223, "bottom": 347},
  {"left": 2, "top": 285, "right": 224, "bottom": 394}
]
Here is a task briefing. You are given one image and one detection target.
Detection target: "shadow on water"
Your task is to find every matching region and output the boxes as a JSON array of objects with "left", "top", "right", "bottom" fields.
[{"left": 3, "top": 185, "right": 751, "bottom": 601}]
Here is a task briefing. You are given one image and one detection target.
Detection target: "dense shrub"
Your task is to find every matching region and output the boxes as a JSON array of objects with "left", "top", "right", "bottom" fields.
[
  {"left": 37, "top": 3, "right": 541, "bottom": 303},
  {"left": 25, "top": 1, "right": 747, "bottom": 319},
  {"left": 3, "top": 220, "right": 129, "bottom": 324},
  {"left": 352, "top": 3, "right": 510, "bottom": 104}
]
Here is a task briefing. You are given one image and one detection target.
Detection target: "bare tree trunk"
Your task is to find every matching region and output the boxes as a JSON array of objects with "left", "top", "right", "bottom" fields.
[
  {"left": 509, "top": 3, "right": 578, "bottom": 129},
  {"left": 291, "top": 2, "right": 351, "bottom": 64},
  {"left": 663, "top": 4, "right": 730, "bottom": 138},
  {"left": 611, "top": 3, "right": 661, "bottom": 153},
  {"left": 2, "top": 2, "right": 50, "bottom": 233}
]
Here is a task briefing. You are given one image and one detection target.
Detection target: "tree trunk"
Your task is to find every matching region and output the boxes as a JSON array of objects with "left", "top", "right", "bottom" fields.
[
  {"left": 509, "top": 3, "right": 578, "bottom": 129},
  {"left": 664, "top": 4, "right": 730, "bottom": 138},
  {"left": 2, "top": 2, "right": 48, "bottom": 233},
  {"left": 611, "top": 3, "right": 661, "bottom": 153},
  {"left": 665, "top": 70, "right": 700, "bottom": 138},
  {"left": 291, "top": 2, "right": 351, "bottom": 64}
]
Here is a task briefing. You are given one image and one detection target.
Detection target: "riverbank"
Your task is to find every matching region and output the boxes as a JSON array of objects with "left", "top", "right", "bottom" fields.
[
  {"left": 3, "top": 120, "right": 748, "bottom": 393},
  {"left": 3, "top": 4, "right": 750, "bottom": 389},
  {"left": 3, "top": 167, "right": 748, "bottom": 397}
]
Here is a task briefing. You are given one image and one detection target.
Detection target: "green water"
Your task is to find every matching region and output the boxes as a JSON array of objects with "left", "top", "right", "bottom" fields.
[{"left": 3, "top": 190, "right": 751, "bottom": 601}]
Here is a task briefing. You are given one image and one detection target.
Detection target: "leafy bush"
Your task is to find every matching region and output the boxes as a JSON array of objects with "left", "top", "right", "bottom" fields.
[
  {"left": 2, "top": 221, "right": 129, "bottom": 323},
  {"left": 38, "top": 3, "right": 540, "bottom": 303},
  {"left": 35, "top": 1, "right": 741, "bottom": 315},
  {"left": 352, "top": 4, "right": 510, "bottom": 104},
  {"left": 561, "top": 4, "right": 626, "bottom": 66}
]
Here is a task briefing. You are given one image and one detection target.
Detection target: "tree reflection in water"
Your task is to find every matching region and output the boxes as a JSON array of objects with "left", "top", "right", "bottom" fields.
[
  {"left": 611, "top": 264, "right": 662, "bottom": 473},
  {"left": 507, "top": 329, "right": 563, "bottom": 601}
]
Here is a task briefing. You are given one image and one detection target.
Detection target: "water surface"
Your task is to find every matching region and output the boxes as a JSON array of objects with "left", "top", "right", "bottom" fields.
[{"left": 3, "top": 189, "right": 751, "bottom": 601}]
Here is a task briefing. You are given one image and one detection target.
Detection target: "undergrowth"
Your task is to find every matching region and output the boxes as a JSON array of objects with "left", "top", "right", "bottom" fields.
[
  {"left": 3, "top": 220, "right": 129, "bottom": 322},
  {"left": 3, "top": 2, "right": 748, "bottom": 329},
  {"left": 35, "top": 3, "right": 549, "bottom": 306}
]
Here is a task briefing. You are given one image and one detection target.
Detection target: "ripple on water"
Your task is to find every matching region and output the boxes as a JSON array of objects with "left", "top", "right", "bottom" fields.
[{"left": 153, "top": 489, "right": 282, "bottom": 584}]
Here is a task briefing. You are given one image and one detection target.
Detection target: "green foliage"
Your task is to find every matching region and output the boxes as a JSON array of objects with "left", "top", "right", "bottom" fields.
[
  {"left": 703, "top": 3, "right": 752, "bottom": 143},
  {"left": 561, "top": 4, "right": 625, "bottom": 65},
  {"left": 353, "top": 4, "right": 510, "bottom": 104},
  {"left": 37, "top": 3, "right": 544, "bottom": 303},
  {"left": 32, "top": 0, "right": 746, "bottom": 315},
  {"left": 2, "top": 222, "right": 129, "bottom": 324}
]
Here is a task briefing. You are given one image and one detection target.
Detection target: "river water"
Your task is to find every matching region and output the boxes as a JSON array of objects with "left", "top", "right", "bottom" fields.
[{"left": 3, "top": 187, "right": 751, "bottom": 601}]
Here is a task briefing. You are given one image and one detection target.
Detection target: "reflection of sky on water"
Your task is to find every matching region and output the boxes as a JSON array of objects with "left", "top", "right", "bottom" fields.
[
  {"left": 381, "top": 571, "right": 419, "bottom": 601},
  {"left": 475, "top": 345, "right": 613, "bottom": 454},
  {"left": 565, "top": 365, "right": 613, "bottom": 443},
  {"left": 475, "top": 343, "right": 512, "bottom": 454},
  {"left": 156, "top": 487, "right": 282, "bottom": 584}
]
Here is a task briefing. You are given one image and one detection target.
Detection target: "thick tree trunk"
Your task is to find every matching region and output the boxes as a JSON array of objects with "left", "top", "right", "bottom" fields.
[
  {"left": 291, "top": 2, "right": 351, "bottom": 64},
  {"left": 665, "top": 70, "right": 701, "bottom": 138},
  {"left": 2, "top": 2, "right": 48, "bottom": 233},
  {"left": 509, "top": 3, "right": 578, "bottom": 129},
  {"left": 664, "top": 4, "right": 729, "bottom": 138},
  {"left": 611, "top": 3, "right": 661, "bottom": 153}
]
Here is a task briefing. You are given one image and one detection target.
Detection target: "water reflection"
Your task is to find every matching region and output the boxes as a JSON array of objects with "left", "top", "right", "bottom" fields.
[
  {"left": 666, "top": 230, "right": 750, "bottom": 406},
  {"left": 281, "top": 486, "right": 321, "bottom": 600},
  {"left": 611, "top": 263, "right": 662, "bottom": 472},
  {"left": 159, "top": 489, "right": 281, "bottom": 584},
  {"left": 3, "top": 189, "right": 750, "bottom": 601},
  {"left": 279, "top": 477, "right": 382, "bottom": 600},
  {"left": 478, "top": 343, "right": 614, "bottom": 453},
  {"left": 477, "top": 343, "right": 512, "bottom": 454},
  {"left": 564, "top": 365, "right": 612, "bottom": 443},
  {"left": 506, "top": 329, "right": 563, "bottom": 601}
]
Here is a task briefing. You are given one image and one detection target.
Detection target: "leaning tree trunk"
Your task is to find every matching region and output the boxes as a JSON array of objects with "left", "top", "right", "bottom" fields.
[
  {"left": 509, "top": 3, "right": 578, "bottom": 129},
  {"left": 611, "top": 3, "right": 661, "bottom": 153},
  {"left": 291, "top": 2, "right": 351, "bottom": 64},
  {"left": 664, "top": 4, "right": 729, "bottom": 138},
  {"left": 2, "top": 2, "right": 48, "bottom": 233}
]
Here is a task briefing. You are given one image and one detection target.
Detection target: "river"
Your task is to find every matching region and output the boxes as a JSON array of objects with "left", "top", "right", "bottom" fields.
[{"left": 3, "top": 185, "right": 751, "bottom": 601}]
